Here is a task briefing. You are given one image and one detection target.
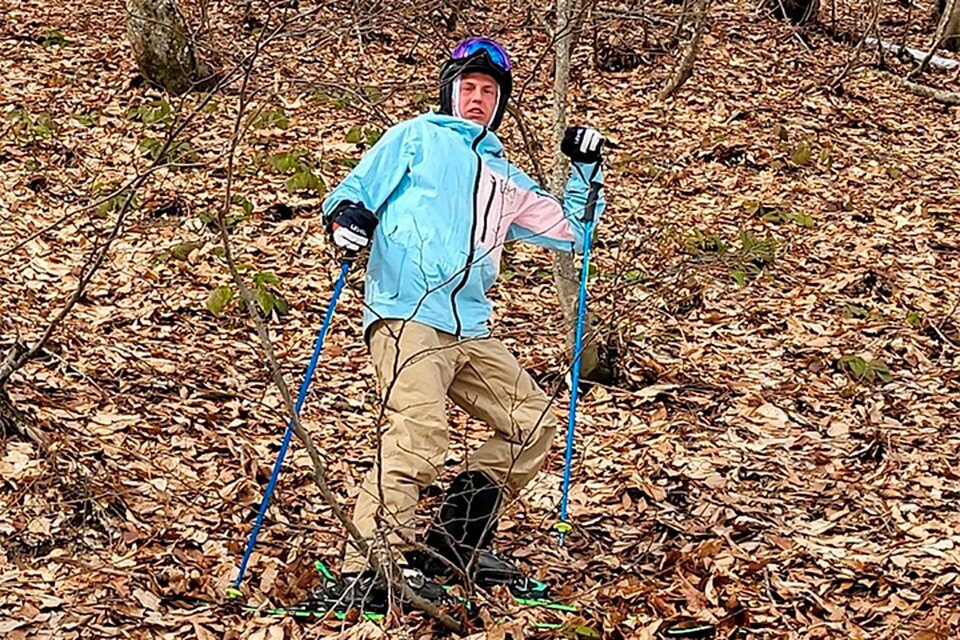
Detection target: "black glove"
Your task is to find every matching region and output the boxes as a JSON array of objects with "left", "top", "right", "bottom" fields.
[
  {"left": 561, "top": 126, "right": 604, "bottom": 164},
  {"left": 324, "top": 201, "right": 378, "bottom": 253}
]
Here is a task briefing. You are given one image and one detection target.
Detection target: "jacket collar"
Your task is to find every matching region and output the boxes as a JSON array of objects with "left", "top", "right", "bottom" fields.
[{"left": 420, "top": 112, "right": 504, "bottom": 158}]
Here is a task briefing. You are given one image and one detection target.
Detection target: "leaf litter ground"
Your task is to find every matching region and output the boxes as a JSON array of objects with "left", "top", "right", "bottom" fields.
[{"left": 1, "top": 0, "right": 958, "bottom": 638}]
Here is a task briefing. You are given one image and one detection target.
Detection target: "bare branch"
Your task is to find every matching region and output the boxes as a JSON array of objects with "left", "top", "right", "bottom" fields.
[
  {"left": 659, "top": 0, "right": 711, "bottom": 100},
  {"left": 865, "top": 36, "right": 959, "bottom": 71},
  {"left": 830, "top": 0, "right": 881, "bottom": 91},
  {"left": 889, "top": 72, "right": 960, "bottom": 105},
  {"left": 909, "top": 0, "right": 959, "bottom": 79},
  {"left": 506, "top": 104, "right": 547, "bottom": 187}
]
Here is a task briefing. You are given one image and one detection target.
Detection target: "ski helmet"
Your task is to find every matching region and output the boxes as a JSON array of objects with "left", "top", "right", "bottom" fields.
[{"left": 439, "top": 37, "right": 513, "bottom": 131}]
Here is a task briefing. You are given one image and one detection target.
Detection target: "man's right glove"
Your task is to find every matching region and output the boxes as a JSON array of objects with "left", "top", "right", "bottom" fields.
[
  {"left": 325, "top": 201, "right": 378, "bottom": 254},
  {"left": 561, "top": 126, "right": 604, "bottom": 164}
]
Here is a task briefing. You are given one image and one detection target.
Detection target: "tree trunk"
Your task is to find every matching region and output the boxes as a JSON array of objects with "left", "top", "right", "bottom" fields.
[
  {"left": 550, "top": 0, "right": 604, "bottom": 382},
  {"left": 939, "top": 0, "right": 960, "bottom": 52},
  {"left": 770, "top": 0, "right": 819, "bottom": 24},
  {"left": 126, "top": 0, "right": 212, "bottom": 94}
]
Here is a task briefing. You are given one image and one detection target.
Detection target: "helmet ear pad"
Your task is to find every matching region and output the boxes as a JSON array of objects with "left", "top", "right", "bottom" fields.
[{"left": 439, "top": 55, "right": 512, "bottom": 131}]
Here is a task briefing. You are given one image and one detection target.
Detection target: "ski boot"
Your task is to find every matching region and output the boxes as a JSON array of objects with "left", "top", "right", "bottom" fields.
[
  {"left": 419, "top": 470, "right": 550, "bottom": 601},
  {"left": 301, "top": 565, "right": 447, "bottom": 616}
]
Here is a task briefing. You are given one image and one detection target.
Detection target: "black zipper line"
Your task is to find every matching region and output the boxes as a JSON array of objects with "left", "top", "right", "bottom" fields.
[
  {"left": 450, "top": 129, "right": 488, "bottom": 339},
  {"left": 479, "top": 175, "right": 495, "bottom": 243}
]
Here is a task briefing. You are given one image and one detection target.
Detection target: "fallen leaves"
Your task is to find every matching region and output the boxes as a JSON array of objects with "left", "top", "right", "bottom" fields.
[{"left": 2, "top": 0, "right": 960, "bottom": 639}]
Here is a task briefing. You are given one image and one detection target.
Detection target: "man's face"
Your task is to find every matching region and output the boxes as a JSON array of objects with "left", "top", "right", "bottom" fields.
[{"left": 458, "top": 72, "right": 498, "bottom": 127}]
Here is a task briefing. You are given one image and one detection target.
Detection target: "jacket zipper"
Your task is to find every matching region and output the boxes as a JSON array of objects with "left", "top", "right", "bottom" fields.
[
  {"left": 450, "top": 129, "right": 488, "bottom": 338},
  {"left": 479, "top": 176, "right": 495, "bottom": 243}
]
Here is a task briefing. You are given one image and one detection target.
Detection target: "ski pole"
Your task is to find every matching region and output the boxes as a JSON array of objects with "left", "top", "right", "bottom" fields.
[
  {"left": 554, "top": 179, "right": 602, "bottom": 546},
  {"left": 228, "top": 260, "right": 352, "bottom": 597}
]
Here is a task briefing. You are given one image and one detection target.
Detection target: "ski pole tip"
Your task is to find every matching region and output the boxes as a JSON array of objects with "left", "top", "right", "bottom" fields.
[
  {"left": 552, "top": 521, "right": 572, "bottom": 534},
  {"left": 225, "top": 586, "right": 244, "bottom": 600}
]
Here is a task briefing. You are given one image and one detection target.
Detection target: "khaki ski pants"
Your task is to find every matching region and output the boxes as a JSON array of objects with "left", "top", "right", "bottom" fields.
[{"left": 342, "top": 320, "right": 557, "bottom": 574}]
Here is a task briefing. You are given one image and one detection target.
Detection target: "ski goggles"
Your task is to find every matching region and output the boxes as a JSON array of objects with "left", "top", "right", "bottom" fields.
[{"left": 451, "top": 37, "right": 512, "bottom": 71}]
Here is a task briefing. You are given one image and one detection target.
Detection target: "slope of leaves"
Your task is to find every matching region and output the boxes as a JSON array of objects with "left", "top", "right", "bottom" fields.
[{"left": 1, "top": 1, "right": 958, "bottom": 639}]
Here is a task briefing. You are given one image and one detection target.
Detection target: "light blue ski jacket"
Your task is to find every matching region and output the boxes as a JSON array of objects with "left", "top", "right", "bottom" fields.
[{"left": 322, "top": 112, "right": 605, "bottom": 340}]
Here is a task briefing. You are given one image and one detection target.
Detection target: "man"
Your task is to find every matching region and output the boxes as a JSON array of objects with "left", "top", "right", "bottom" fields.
[{"left": 320, "top": 37, "right": 605, "bottom": 610}]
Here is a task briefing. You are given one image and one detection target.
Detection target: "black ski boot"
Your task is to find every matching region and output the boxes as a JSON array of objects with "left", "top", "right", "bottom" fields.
[
  {"left": 419, "top": 470, "right": 550, "bottom": 600},
  {"left": 302, "top": 566, "right": 446, "bottom": 615}
]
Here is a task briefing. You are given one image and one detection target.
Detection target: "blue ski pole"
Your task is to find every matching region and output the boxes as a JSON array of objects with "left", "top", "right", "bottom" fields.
[
  {"left": 554, "top": 180, "right": 602, "bottom": 546},
  {"left": 228, "top": 260, "right": 351, "bottom": 598}
]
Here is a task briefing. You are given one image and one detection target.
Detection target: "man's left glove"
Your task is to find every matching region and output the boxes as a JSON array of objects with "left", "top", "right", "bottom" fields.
[
  {"left": 561, "top": 126, "right": 604, "bottom": 164},
  {"left": 325, "top": 201, "right": 378, "bottom": 254}
]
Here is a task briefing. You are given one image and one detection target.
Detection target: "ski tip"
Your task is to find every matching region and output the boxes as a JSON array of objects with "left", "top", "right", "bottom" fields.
[{"left": 226, "top": 587, "right": 244, "bottom": 600}]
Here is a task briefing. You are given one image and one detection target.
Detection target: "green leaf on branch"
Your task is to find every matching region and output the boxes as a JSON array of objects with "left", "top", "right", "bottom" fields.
[
  {"left": 134, "top": 99, "right": 174, "bottom": 126},
  {"left": 253, "top": 271, "right": 279, "bottom": 287},
  {"left": 345, "top": 126, "right": 363, "bottom": 144},
  {"left": 253, "top": 272, "right": 289, "bottom": 317},
  {"left": 255, "top": 286, "right": 275, "bottom": 315},
  {"left": 286, "top": 167, "right": 324, "bottom": 194},
  {"left": 138, "top": 136, "right": 163, "bottom": 160},
  {"left": 206, "top": 285, "right": 234, "bottom": 316},
  {"left": 232, "top": 194, "right": 254, "bottom": 218},
  {"left": 95, "top": 187, "right": 137, "bottom": 218},
  {"left": 587, "top": 261, "right": 599, "bottom": 281},
  {"left": 169, "top": 241, "right": 202, "bottom": 261},
  {"left": 267, "top": 150, "right": 302, "bottom": 173},
  {"left": 253, "top": 107, "right": 288, "bottom": 129}
]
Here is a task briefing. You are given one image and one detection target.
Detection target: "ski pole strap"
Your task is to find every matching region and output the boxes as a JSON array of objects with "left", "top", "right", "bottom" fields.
[
  {"left": 577, "top": 161, "right": 603, "bottom": 223},
  {"left": 581, "top": 181, "right": 602, "bottom": 223},
  {"left": 230, "top": 261, "right": 352, "bottom": 593}
]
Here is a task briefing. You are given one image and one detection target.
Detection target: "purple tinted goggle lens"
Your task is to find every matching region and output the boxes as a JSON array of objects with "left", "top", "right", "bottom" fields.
[{"left": 451, "top": 37, "right": 512, "bottom": 71}]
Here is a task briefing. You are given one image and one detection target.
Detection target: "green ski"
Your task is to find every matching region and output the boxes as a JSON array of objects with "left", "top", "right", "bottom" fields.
[{"left": 241, "top": 560, "right": 580, "bottom": 626}]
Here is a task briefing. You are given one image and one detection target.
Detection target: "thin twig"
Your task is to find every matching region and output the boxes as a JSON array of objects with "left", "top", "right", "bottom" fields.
[
  {"left": 909, "top": 0, "right": 957, "bottom": 79},
  {"left": 830, "top": 0, "right": 881, "bottom": 90}
]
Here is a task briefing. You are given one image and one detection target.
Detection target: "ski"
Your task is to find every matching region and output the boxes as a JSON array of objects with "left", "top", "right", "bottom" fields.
[
  {"left": 312, "top": 559, "right": 579, "bottom": 614},
  {"left": 244, "top": 560, "right": 580, "bottom": 626}
]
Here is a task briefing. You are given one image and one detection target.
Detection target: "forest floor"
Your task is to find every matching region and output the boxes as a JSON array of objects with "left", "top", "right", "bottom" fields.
[{"left": 1, "top": 0, "right": 959, "bottom": 638}]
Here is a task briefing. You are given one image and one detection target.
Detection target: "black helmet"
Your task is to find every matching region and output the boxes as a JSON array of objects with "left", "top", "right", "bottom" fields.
[{"left": 439, "top": 37, "right": 513, "bottom": 131}]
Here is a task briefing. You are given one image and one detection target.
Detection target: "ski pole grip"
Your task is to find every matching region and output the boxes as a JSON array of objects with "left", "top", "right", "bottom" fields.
[{"left": 581, "top": 181, "right": 602, "bottom": 223}]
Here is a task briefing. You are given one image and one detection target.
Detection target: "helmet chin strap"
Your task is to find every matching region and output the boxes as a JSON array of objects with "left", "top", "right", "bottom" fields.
[
  {"left": 451, "top": 76, "right": 499, "bottom": 128},
  {"left": 452, "top": 77, "right": 461, "bottom": 118}
]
